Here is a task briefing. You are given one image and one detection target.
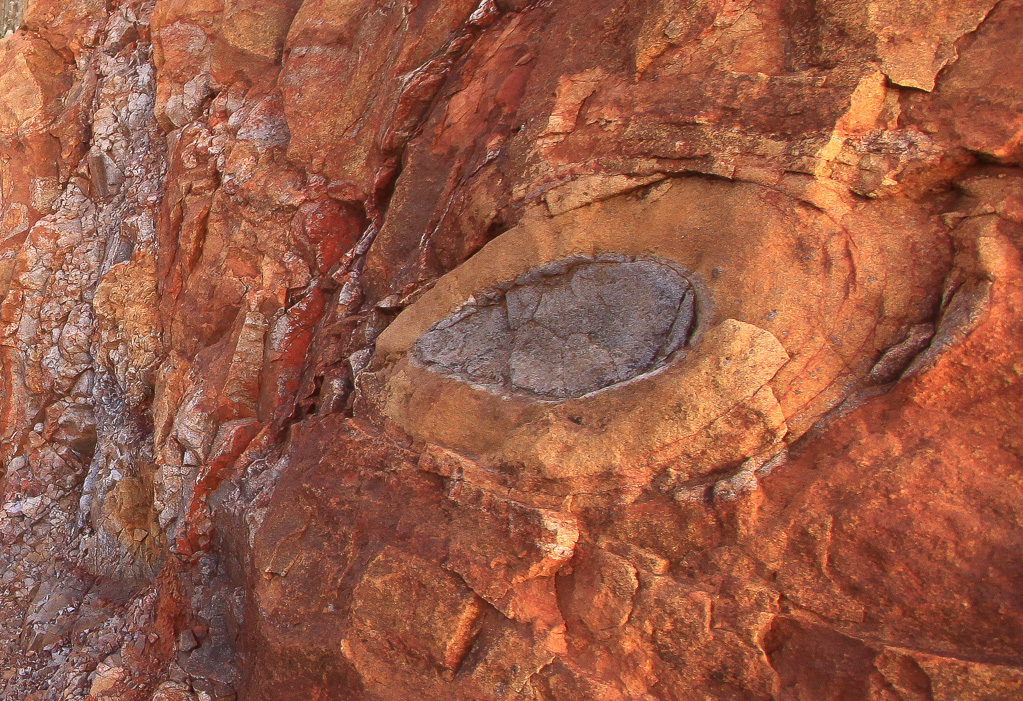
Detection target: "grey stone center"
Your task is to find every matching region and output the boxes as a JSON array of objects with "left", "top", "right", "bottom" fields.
[{"left": 411, "top": 255, "right": 698, "bottom": 399}]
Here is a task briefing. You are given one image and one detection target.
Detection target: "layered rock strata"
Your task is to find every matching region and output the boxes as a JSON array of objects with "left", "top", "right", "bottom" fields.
[{"left": 0, "top": 0, "right": 1020, "bottom": 699}]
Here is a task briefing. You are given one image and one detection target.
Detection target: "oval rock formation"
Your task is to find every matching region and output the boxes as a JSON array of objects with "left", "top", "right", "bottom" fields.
[{"left": 410, "top": 255, "right": 698, "bottom": 399}]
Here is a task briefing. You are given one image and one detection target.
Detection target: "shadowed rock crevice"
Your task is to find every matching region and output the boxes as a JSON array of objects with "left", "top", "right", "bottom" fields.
[{"left": 411, "top": 255, "right": 699, "bottom": 399}]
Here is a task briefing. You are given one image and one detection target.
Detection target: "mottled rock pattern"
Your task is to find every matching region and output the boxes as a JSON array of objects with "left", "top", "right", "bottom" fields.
[
  {"left": 0, "top": 0, "right": 1019, "bottom": 699},
  {"left": 0, "top": 0, "right": 20, "bottom": 37},
  {"left": 413, "top": 256, "right": 697, "bottom": 398}
]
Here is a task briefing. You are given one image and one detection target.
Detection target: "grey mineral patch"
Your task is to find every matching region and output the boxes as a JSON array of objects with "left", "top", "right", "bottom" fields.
[
  {"left": 411, "top": 256, "right": 699, "bottom": 399},
  {"left": 0, "top": 0, "right": 22, "bottom": 36}
]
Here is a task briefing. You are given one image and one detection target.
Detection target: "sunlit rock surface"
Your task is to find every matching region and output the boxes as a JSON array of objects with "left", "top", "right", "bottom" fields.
[{"left": 0, "top": 0, "right": 1020, "bottom": 698}]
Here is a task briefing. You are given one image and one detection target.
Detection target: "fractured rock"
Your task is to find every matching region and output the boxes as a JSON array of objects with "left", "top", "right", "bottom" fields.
[
  {"left": 412, "top": 255, "right": 698, "bottom": 398},
  {"left": 0, "top": 0, "right": 1020, "bottom": 699}
]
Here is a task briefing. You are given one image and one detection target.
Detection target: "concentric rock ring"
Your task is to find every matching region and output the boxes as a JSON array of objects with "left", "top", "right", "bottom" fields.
[{"left": 411, "top": 255, "right": 698, "bottom": 399}]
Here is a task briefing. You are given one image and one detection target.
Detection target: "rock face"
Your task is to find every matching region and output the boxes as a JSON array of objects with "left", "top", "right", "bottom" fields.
[
  {"left": 412, "top": 255, "right": 699, "bottom": 399},
  {"left": 0, "top": 0, "right": 1019, "bottom": 699}
]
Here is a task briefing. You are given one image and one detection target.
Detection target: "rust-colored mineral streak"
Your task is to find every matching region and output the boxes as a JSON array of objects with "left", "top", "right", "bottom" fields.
[{"left": 0, "top": 0, "right": 1020, "bottom": 698}]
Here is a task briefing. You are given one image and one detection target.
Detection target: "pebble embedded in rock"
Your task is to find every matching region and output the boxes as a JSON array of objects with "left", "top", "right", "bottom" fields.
[{"left": 412, "top": 256, "right": 698, "bottom": 398}]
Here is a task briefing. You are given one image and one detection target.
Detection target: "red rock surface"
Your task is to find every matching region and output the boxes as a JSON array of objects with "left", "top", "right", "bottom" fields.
[{"left": 0, "top": 0, "right": 1020, "bottom": 698}]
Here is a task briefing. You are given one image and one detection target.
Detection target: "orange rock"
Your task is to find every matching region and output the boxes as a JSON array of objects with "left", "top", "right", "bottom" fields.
[{"left": 0, "top": 0, "right": 1020, "bottom": 698}]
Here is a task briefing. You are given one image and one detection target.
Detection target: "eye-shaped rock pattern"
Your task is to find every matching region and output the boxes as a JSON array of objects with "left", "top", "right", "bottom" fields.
[{"left": 411, "top": 255, "right": 698, "bottom": 399}]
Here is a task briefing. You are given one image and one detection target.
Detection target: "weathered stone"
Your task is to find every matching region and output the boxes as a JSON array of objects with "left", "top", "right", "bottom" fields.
[
  {"left": 347, "top": 546, "right": 483, "bottom": 674},
  {"left": 0, "top": 0, "right": 1020, "bottom": 698},
  {"left": 0, "top": 0, "right": 23, "bottom": 37},
  {"left": 151, "top": 681, "right": 199, "bottom": 701},
  {"left": 413, "top": 256, "right": 697, "bottom": 398},
  {"left": 445, "top": 481, "right": 578, "bottom": 606},
  {"left": 565, "top": 548, "right": 639, "bottom": 640}
]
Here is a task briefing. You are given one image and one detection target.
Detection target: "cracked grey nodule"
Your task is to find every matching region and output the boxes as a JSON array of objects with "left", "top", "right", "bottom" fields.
[{"left": 412, "top": 255, "right": 699, "bottom": 399}]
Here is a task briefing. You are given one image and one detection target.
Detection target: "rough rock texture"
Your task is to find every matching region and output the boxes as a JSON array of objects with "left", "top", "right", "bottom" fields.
[
  {"left": 0, "top": 0, "right": 21, "bottom": 37},
  {"left": 0, "top": 0, "right": 1019, "bottom": 699},
  {"left": 412, "top": 255, "right": 698, "bottom": 398}
]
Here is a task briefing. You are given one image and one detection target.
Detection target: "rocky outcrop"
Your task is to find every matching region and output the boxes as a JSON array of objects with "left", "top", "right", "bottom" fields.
[{"left": 0, "top": 0, "right": 1020, "bottom": 698}]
